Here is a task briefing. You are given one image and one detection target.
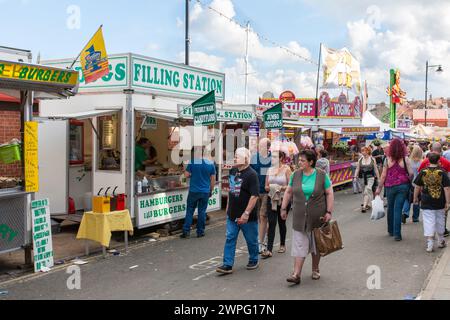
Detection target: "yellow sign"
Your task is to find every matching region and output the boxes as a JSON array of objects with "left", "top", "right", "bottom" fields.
[
  {"left": 80, "top": 26, "right": 109, "bottom": 84},
  {"left": 25, "top": 122, "right": 39, "bottom": 193},
  {"left": 0, "top": 61, "right": 79, "bottom": 87}
]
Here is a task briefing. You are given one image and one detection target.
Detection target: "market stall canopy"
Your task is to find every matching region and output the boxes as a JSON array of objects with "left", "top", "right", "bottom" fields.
[
  {"left": 44, "top": 109, "right": 120, "bottom": 120},
  {"left": 135, "top": 108, "right": 179, "bottom": 122},
  {"left": 362, "top": 111, "right": 391, "bottom": 131},
  {"left": 0, "top": 60, "right": 79, "bottom": 98}
]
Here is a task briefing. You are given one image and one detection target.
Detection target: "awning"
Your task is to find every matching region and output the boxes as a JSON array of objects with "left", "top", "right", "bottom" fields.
[
  {"left": 44, "top": 109, "right": 121, "bottom": 120},
  {"left": 322, "top": 127, "right": 342, "bottom": 134},
  {"left": 135, "top": 108, "right": 179, "bottom": 122},
  {"left": 0, "top": 60, "right": 79, "bottom": 98}
]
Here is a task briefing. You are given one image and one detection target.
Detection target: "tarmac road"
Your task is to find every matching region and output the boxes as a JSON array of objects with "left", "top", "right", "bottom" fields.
[{"left": 0, "top": 190, "right": 442, "bottom": 300}]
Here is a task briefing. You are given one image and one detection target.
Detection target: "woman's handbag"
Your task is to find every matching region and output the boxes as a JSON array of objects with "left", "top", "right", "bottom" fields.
[{"left": 313, "top": 220, "right": 344, "bottom": 257}]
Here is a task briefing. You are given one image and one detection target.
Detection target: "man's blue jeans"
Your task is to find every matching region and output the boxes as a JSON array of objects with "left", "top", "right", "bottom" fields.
[
  {"left": 386, "top": 183, "right": 410, "bottom": 239},
  {"left": 403, "top": 199, "right": 420, "bottom": 222},
  {"left": 183, "top": 192, "right": 209, "bottom": 236},
  {"left": 223, "top": 218, "right": 259, "bottom": 267}
]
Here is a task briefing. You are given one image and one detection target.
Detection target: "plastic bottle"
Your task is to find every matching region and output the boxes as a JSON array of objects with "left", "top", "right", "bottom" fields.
[
  {"left": 137, "top": 181, "right": 142, "bottom": 194},
  {"left": 142, "top": 177, "right": 149, "bottom": 192}
]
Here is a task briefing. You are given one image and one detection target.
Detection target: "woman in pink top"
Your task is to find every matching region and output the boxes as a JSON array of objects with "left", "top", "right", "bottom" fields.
[{"left": 375, "top": 139, "right": 413, "bottom": 241}]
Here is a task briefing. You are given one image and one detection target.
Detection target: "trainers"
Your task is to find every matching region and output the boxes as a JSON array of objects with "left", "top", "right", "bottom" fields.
[
  {"left": 180, "top": 233, "right": 190, "bottom": 239},
  {"left": 426, "top": 241, "right": 434, "bottom": 253},
  {"left": 216, "top": 265, "right": 233, "bottom": 274},
  {"left": 197, "top": 234, "right": 205, "bottom": 238},
  {"left": 445, "top": 229, "right": 450, "bottom": 238},
  {"left": 246, "top": 261, "right": 259, "bottom": 270},
  {"left": 439, "top": 240, "right": 447, "bottom": 249}
]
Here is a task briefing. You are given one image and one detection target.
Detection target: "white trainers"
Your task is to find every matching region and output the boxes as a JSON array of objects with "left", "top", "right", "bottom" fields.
[
  {"left": 426, "top": 241, "right": 434, "bottom": 253},
  {"left": 258, "top": 243, "right": 266, "bottom": 254}
]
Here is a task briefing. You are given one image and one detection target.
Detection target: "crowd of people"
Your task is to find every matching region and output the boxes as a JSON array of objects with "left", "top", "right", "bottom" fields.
[
  {"left": 353, "top": 138, "right": 450, "bottom": 250},
  {"left": 180, "top": 135, "right": 450, "bottom": 286}
]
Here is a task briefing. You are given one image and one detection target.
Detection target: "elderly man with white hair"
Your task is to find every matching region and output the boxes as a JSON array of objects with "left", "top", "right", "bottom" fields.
[
  {"left": 250, "top": 138, "right": 272, "bottom": 253},
  {"left": 217, "top": 147, "right": 260, "bottom": 274}
]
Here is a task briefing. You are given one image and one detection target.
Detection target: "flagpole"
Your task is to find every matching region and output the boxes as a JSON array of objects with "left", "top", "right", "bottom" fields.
[
  {"left": 69, "top": 24, "right": 103, "bottom": 69},
  {"left": 314, "top": 43, "right": 322, "bottom": 119}
]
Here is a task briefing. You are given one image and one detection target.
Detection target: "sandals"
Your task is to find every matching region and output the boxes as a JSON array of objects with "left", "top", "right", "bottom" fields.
[
  {"left": 261, "top": 251, "right": 273, "bottom": 259},
  {"left": 278, "top": 246, "right": 286, "bottom": 254},
  {"left": 287, "top": 274, "right": 301, "bottom": 285},
  {"left": 312, "top": 270, "right": 321, "bottom": 280}
]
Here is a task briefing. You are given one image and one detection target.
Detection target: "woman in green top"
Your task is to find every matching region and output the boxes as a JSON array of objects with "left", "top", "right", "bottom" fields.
[{"left": 281, "top": 150, "right": 334, "bottom": 285}]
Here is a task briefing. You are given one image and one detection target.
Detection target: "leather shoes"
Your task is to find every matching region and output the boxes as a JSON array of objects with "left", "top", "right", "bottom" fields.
[{"left": 287, "top": 274, "right": 301, "bottom": 285}]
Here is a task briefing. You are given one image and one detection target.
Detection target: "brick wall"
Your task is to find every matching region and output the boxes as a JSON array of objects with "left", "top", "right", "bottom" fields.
[{"left": 0, "top": 110, "right": 22, "bottom": 178}]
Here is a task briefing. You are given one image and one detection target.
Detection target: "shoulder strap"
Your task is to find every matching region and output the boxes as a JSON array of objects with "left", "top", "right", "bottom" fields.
[{"left": 403, "top": 157, "right": 412, "bottom": 180}]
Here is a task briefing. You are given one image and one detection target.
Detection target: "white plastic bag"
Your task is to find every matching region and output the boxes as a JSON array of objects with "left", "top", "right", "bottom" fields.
[{"left": 371, "top": 196, "right": 385, "bottom": 220}]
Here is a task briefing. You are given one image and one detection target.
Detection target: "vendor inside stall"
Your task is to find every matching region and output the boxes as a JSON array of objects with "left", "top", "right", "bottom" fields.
[{"left": 135, "top": 137, "right": 158, "bottom": 173}]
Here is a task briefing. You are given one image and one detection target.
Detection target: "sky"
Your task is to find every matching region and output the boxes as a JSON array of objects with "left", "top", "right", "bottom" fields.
[{"left": 1, "top": 0, "right": 449, "bottom": 105}]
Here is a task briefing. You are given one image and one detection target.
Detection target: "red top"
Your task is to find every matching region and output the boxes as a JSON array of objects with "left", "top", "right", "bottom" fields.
[{"left": 419, "top": 156, "right": 450, "bottom": 172}]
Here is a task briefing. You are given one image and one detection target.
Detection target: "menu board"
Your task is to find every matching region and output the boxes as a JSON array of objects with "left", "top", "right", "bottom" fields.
[{"left": 25, "top": 121, "right": 39, "bottom": 193}]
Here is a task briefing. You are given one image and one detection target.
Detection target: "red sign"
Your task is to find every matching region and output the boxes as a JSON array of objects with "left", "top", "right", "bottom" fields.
[
  {"left": 318, "top": 92, "right": 362, "bottom": 119},
  {"left": 258, "top": 97, "right": 316, "bottom": 119},
  {"left": 258, "top": 91, "right": 362, "bottom": 120}
]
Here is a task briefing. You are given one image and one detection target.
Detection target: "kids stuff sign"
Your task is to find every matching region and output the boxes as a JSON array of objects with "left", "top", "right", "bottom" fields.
[
  {"left": 258, "top": 91, "right": 316, "bottom": 120},
  {"left": 318, "top": 92, "right": 362, "bottom": 119}
]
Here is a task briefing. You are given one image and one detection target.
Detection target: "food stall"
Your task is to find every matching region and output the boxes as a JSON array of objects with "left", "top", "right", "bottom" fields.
[
  {"left": 258, "top": 90, "right": 365, "bottom": 186},
  {"left": 0, "top": 46, "right": 79, "bottom": 261},
  {"left": 321, "top": 126, "right": 381, "bottom": 186},
  {"left": 39, "top": 53, "right": 226, "bottom": 230}
]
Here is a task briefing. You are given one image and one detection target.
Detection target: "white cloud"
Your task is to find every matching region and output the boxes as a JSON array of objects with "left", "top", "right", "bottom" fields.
[
  {"left": 178, "top": 51, "right": 225, "bottom": 71},
  {"left": 146, "top": 43, "right": 160, "bottom": 52},
  {"left": 190, "top": 0, "right": 312, "bottom": 64}
]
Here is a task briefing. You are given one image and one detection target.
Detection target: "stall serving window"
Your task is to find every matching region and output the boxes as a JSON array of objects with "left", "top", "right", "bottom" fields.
[{"left": 97, "top": 113, "right": 121, "bottom": 171}]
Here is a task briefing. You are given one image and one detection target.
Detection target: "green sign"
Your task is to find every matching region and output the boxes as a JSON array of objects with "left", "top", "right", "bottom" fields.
[
  {"left": 263, "top": 103, "right": 283, "bottom": 130},
  {"left": 0, "top": 224, "right": 18, "bottom": 243},
  {"left": 45, "top": 54, "right": 225, "bottom": 100},
  {"left": 143, "top": 116, "right": 157, "bottom": 130},
  {"left": 192, "top": 91, "right": 217, "bottom": 126},
  {"left": 31, "top": 199, "right": 54, "bottom": 273},
  {"left": 180, "top": 105, "right": 255, "bottom": 123}
]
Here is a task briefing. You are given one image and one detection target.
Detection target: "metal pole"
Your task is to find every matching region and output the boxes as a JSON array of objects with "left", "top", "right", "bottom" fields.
[
  {"left": 185, "top": 0, "right": 190, "bottom": 66},
  {"left": 425, "top": 61, "right": 428, "bottom": 127},
  {"left": 244, "top": 21, "right": 250, "bottom": 104},
  {"left": 314, "top": 43, "right": 322, "bottom": 118}
]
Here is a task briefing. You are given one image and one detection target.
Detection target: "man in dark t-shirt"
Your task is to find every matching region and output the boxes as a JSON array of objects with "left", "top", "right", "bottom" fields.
[
  {"left": 414, "top": 153, "right": 450, "bottom": 252},
  {"left": 217, "top": 148, "right": 260, "bottom": 275}
]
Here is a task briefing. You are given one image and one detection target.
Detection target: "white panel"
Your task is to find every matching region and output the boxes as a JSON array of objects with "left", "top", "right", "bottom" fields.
[
  {"left": 69, "top": 166, "right": 92, "bottom": 211},
  {"left": 36, "top": 120, "right": 68, "bottom": 215}
]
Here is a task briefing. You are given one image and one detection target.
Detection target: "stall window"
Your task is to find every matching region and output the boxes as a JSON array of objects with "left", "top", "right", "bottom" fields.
[
  {"left": 97, "top": 113, "right": 121, "bottom": 171},
  {"left": 69, "top": 120, "right": 84, "bottom": 165}
]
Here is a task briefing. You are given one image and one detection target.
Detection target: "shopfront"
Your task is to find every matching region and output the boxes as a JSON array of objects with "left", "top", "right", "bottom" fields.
[
  {"left": 0, "top": 47, "right": 79, "bottom": 260},
  {"left": 39, "top": 53, "right": 226, "bottom": 229}
]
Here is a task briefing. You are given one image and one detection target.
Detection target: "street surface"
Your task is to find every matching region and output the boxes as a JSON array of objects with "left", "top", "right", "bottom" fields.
[{"left": 0, "top": 190, "right": 441, "bottom": 300}]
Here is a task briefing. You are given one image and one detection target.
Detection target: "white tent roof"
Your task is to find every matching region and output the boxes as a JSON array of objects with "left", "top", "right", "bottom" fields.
[{"left": 362, "top": 111, "right": 391, "bottom": 131}]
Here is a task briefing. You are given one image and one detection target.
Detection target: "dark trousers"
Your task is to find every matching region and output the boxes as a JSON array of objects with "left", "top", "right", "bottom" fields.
[{"left": 266, "top": 199, "right": 287, "bottom": 252}]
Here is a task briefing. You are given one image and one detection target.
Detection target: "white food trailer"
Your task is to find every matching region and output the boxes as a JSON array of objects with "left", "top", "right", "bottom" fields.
[{"left": 38, "top": 53, "right": 256, "bottom": 230}]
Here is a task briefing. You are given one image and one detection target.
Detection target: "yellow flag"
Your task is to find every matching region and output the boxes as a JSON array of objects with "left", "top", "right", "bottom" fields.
[{"left": 80, "top": 26, "right": 109, "bottom": 84}]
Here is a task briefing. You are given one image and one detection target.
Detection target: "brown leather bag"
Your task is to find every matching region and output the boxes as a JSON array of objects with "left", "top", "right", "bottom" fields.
[{"left": 313, "top": 220, "right": 344, "bottom": 257}]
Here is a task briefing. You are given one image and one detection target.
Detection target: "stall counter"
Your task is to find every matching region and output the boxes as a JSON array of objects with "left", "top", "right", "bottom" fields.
[
  {"left": 329, "top": 161, "right": 354, "bottom": 187},
  {"left": 135, "top": 183, "right": 221, "bottom": 229}
]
